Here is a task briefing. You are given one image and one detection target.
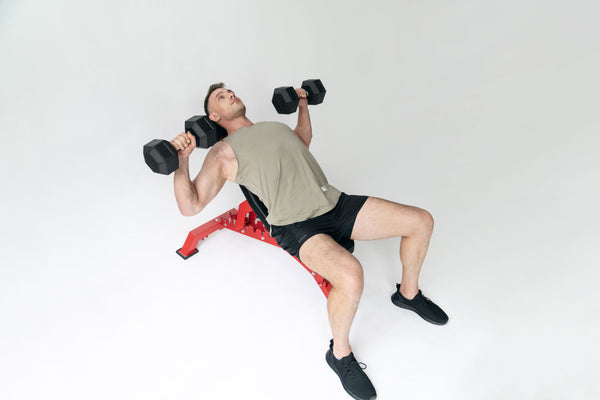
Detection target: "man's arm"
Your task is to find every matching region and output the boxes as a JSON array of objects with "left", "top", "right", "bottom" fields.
[
  {"left": 293, "top": 88, "right": 312, "bottom": 148},
  {"left": 172, "top": 133, "right": 227, "bottom": 216}
]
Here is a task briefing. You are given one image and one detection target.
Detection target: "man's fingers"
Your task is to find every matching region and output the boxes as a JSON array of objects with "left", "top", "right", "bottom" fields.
[
  {"left": 295, "top": 88, "right": 308, "bottom": 98},
  {"left": 173, "top": 136, "right": 188, "bottom": 151},
  {"left": 171, "top": 132, "right": 195, "bottom": 152}
]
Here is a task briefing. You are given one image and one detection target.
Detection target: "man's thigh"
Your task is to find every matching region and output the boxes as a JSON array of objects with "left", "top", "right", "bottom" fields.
[
  {"left": 299, "top": 234, "right": 363, "bottom": 287},
  {"left": 350, "top": 197, "right": 433, "bottom": 241}
]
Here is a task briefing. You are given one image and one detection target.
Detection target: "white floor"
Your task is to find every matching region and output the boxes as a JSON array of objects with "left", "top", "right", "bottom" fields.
[{"left": 1, "top": 1, "right": 599, "bottom": 399}]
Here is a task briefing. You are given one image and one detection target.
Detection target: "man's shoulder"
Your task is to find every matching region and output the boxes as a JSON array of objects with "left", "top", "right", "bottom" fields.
[
  {"left": 206, "top": 141, "right": 237, "bottom": 181},
  {"left": 211, "top": 140, "right": 235, "bottom": 160}
]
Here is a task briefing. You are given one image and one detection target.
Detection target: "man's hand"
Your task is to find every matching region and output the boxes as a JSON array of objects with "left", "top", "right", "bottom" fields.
[
  {"left": 170, "top": 131, "right": 196, "bottom": 159},
  {"left": 295, "top": 88, "right": 309, "bottom": 108}
]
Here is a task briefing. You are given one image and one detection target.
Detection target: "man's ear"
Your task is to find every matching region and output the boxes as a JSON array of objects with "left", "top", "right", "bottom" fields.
[{"left": 209, "top": 112, "right": 220, "bottom": 123}]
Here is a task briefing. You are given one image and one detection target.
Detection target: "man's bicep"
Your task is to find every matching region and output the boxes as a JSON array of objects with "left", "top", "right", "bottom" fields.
[{"left": 193, "top": 152, "right": 227, "bottom": 209}]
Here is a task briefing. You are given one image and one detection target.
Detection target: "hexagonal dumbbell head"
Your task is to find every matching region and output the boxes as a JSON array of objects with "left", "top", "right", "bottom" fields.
[
  {"left": 143, "top": 139, "right": 179, "bottom": 175},
  {"left": 185, "top": 115, "right": 228, "bottom": 148},
  {"left": 272, "top": 86, "right": 299, "bottom": 114},
  {"left": 302, "top": 79, "right": 326, "bottom": 105}
]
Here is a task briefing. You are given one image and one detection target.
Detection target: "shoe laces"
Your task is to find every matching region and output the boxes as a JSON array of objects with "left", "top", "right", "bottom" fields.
[{"left": 342, "top": 356, "right": 368, "bottom": 377}]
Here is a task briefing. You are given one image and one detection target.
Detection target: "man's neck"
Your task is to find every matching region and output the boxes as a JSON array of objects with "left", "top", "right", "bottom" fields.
[{"left": 224, "top": 116, "right": 253, "bottom": 135}]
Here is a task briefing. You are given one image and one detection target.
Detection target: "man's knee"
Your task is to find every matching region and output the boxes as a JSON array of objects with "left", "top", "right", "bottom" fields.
[
  {"left": 334, "top": 258, "right": 364, "bottom": 300},
  {"left": 420, "top": 209, "right": 434, "bottom": 234},
  {"left": 401, "top": 206, "right": 435, "bottom": 238}
]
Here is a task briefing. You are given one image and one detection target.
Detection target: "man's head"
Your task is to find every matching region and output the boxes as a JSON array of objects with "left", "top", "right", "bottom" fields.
[{"left": 204, "top": 82, "right": 246, "bottom": 125}]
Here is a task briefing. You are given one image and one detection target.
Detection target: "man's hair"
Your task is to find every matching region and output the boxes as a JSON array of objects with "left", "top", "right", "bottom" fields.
[{"left": 204, "top": 82, "right": 225, "bottom": 115}]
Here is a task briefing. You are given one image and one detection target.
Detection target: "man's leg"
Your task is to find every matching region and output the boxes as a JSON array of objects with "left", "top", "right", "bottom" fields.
[
  {"left": 299, "top": 233, "right": 377, "bottom": 400},
  {"left": 350, "top": 197, "right": 434, "bottom": 300},
  {"left": 299, "top": 234, "right": 364, "bottom": 359}
]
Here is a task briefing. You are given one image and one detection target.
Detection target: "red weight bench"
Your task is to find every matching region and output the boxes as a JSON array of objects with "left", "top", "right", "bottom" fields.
[{"left": 175, "top": 197, "right": 333, "bottom": 298}]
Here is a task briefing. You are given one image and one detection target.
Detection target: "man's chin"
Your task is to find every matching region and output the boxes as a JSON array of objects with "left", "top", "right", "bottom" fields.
[{"left": 232, "top": 105, "right": 246, "bottom": 118}]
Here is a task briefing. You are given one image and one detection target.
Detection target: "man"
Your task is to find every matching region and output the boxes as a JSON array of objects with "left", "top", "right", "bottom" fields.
[{"left": 170, "top": 83, "right": 448, "bottom": 400}]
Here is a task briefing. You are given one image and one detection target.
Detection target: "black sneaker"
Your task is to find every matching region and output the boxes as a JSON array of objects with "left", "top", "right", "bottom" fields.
[
  {"left": 325, "top": 339, "right": 377, "bottom": 400},
  {"left": 391, "top": 283, "right": 449, "bottom": 325}
]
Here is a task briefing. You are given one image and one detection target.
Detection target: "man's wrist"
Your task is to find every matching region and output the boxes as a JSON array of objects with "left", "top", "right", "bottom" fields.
[{"left": 175, "top": 156, "right": 190, "bottom": 173}]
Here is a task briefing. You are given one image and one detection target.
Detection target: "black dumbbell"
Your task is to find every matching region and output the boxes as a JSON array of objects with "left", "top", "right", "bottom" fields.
[
  {"left": 272, "top": 79, "right": 326, "bottom": 114},
  {"left": 143, "top": 115, "right": 227, "bottom": 175}
]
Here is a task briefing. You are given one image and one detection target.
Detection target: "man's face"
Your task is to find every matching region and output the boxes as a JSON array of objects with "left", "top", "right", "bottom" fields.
[{"left": 208, "top": 88, "right": 246, "bottom": 123}]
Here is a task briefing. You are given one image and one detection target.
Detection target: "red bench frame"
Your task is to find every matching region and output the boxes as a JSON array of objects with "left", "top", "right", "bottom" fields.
[{"left": 176, "top": 200, "right": 332, "bottom": 298}]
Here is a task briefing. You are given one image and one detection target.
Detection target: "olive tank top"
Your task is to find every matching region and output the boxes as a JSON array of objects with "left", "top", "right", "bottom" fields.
[{"left": 223, "top": 121, "right": 341, "bottom": 226}]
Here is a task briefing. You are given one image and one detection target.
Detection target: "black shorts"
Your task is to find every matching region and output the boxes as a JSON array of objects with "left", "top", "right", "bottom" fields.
[{"left": 270, "top": 193, "right": 369, "bottom": 261}]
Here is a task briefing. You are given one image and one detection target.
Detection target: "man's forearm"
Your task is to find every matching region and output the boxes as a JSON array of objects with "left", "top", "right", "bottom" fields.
[
  {"left": 294, "top": 105, "right": 313, "bottom": 148},
  {"left": 173, "top": 157, "right": 201, "bottom": 216}
]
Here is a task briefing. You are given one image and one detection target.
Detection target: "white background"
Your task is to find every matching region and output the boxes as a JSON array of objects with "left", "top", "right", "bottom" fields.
[{"left": 1, "top": 0, "right": 599, "bottom": 399}]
